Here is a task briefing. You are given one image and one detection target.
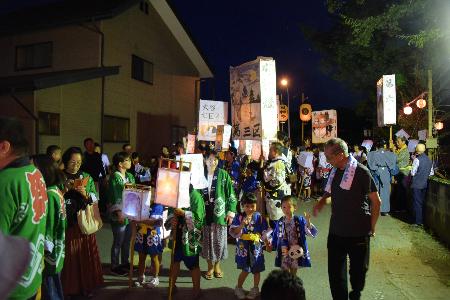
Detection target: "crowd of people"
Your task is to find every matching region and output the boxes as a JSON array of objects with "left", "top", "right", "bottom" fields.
[{"left": 0, "top": 115, "right": 435, "bottom": 300}]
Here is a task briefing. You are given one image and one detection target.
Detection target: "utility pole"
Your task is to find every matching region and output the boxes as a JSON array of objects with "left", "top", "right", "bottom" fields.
[
  {"left": 287, "top": 87, "right": 291, "bottom": 140},
  {"left": 427, "top": 69, "right": 434, "bottom": 160}
]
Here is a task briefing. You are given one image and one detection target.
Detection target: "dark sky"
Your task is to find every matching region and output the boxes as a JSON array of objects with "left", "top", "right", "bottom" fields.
[
  {"left": 170, "top": 0, "right": 359, "bottom": 111},
  {"left": 0, "top": 0, "right": 360, "bottom": 111}
]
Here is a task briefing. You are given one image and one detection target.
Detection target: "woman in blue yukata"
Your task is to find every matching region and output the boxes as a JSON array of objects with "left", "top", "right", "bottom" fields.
[
  {"left": 229, "top": 193, "right": 271, "bottom": 300},
  {"left": 269, "top": 195, "right": 318, "bottom": 276}
]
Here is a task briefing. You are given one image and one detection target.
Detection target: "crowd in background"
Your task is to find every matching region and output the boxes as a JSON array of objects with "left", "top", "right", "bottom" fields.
[{"left": 0, "top": 115, "right": 435, "bottom": 300}]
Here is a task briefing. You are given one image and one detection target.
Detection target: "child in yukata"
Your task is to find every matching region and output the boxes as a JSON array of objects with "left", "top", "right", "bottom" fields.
[
  {"left": 299, "top": 164, "right": 314, "bottom": 202},
  {"left": 133, "top": 202, "right": 164, "bottom": 288},
  {"left": 230, "top": 193, "right": 271, "bottom": 300},
  {"left": 167, "top": 187, "right": 205, "bottom": 300},
  {"left": 269, "top": 195, "right": 318, "bottom": 276}
]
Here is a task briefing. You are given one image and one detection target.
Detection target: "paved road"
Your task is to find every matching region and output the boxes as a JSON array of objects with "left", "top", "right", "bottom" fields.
[{"left": 91, "top": 201, "right": 450, "bottom": 300}]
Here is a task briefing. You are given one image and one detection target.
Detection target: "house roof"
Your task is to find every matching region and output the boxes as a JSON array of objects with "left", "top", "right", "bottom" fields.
[
  {"left": 0, "top": 0, "right": 213, "bottom": 78},
  {"left": 0, "top": 66, "right": 120, "bottom": 94}
]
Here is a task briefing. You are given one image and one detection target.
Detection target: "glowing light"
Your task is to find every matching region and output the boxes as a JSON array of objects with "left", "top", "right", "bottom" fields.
[
  {"left": 416, "top": 99, "right": 426, "bottom": 109},
  {"left": 403, "top": 106, "right": 413, "bottom": 115},
  {"left": 281, "top": 78, "right": 288, "bottom": 86},
  {"left": 435, "top": 121, "right": 444, "bottom": 130}
]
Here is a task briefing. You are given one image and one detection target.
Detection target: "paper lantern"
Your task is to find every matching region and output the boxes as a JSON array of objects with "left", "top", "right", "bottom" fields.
[
  {"left": 435, "top": 121, "right": 444, "bottom": 130},
  {"left": 215, "top": 124, "right": 232, "bottom": 151},
  {"left": 416, "top": 99, "right": 426, "bottom": 109},
  {"left": 155, "top": 159, "right": 191, "bottom": 208},
  {"left": 297, "top": 151, "right": 314, "bottom": 168},
  {"left": 279, "top": 105, "right": 288, "bottom": 122},
  {"left": 122, "top": 184, "right": 152, "bottom": 221},
  {"left": 403, "top": 106, "right": 412, "bottom": 115},
  {"left": 299, "top": 104, "right": 312, "bottom": 122}
]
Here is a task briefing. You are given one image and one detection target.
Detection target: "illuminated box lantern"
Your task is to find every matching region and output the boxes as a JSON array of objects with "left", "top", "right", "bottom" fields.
[
  {"left": 155, "top": 159, "right": 192, "bottom": 208},
  {"left": 250, "top": 140, "right": 270, "bottom": 161},
  {"left": 215, "top": 124, "right": 232, "bottom": 151},
  {"left": 230, "top": 57, "right": 278, "bottom": 141},
  {"left": 186, "top": 134, "right": 196, "bottom": 154},
  {"left": 376, "top": 75, "right": 397, "bottom": 127},
  {"left": 297, "top": 151, "right": 314, "bottom": 168},
  {"left": 122, "top": 184, "right": 152, "bottom": 221},
  {"left": 238, "top": 140, "right": 253, "bottom": 155}
]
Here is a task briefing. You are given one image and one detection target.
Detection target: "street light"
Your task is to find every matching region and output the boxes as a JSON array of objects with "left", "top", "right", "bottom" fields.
[
  {"left": 280, "top": 78, "right": 290, "bottom": 139},
  {"left": 435, "top": 121, "right": 444, "bottom": 130}
]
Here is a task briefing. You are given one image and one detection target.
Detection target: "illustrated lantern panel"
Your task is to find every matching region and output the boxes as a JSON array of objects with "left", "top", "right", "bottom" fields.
[
  {"left": 155, "top": 168, "right": 191, "bottom": 208},
  {"left": 297, "top": 151, "right": 314, "bottom": 168},
  {"left": 376, "top": 74, "right": 396, "bottom": 127},
  {"left": 230, "top": 57, "right": 277, "bottom": 141},
  {"left": 122, "top": 186, "right": 152, "bottom": 221}
]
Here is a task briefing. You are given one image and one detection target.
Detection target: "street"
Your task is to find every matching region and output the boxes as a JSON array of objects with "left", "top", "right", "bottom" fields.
[{"left": 93, "top": 201, "right": 450, "bottom": 300}]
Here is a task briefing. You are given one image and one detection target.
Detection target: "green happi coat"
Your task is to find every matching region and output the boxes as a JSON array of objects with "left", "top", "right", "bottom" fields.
[
  {"left": 44, "top": 186, "right": 67, "bottom": 275},
  {"left": 0, "top": 159, "right": 48, "bottom": 300},
  {"left": 177, "top": 189, "right": 206, "bottom": 256},
  {"left": 209, "top": 169, "right": 238, "bottom": 225},
  {"left": 107, "top": 171, "right": 135, "bottom": 226}
]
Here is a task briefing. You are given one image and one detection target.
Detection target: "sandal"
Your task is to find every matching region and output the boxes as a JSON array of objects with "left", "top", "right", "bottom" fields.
[
  {"left": 213, "top": 271, "right": 223, "bottom": 278},
  {"left": 204, "top": 272, "right": 214, "bottom": 280}
]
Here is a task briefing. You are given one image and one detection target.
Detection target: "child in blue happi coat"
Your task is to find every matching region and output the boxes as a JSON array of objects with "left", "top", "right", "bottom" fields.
[
  {"left": 134, "top": 202, "right": 164, "bottom": 288},
  {"left": 230, "top": 193, "right": 271, "bottom": 300},
  {"left": 269, "top": 195, "right": 318, "bottom": 276}
]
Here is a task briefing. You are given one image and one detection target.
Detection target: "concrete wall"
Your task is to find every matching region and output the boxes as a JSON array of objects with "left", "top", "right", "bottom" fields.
[
  {"left": 0, "top": 25, "right": 101, "bottom": 76},
  {"left": 425, "top": 179, "right": 450, "bottom": 245},
  {"left": 101, "top": 3, "right": 199, "bottom": 157}
]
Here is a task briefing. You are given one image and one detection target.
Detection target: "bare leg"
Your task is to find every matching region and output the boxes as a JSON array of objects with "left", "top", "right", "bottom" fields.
[
  {"left": 207, "top": 260, "right": 214, "bottom": 276},
  {"left": 253, "top": 272, "right": 260, "bottom": 288},
  {"left": 191, "top": 267, "right": 201, "bottom": 297},
  {"left": 151, "top": 254, "right": 160, "bottom": 277},
  {"left": 170, "top": 262, "right": 181, "bottom": 288},
  {"left": 138, "top": 253, "right": 147, "bottom": 282},
  {"left": 214, "top": 261, "right": 222, "bottom": 275},
  {"left": 237, "top": 271, "right": 249, "bottom": 288}
]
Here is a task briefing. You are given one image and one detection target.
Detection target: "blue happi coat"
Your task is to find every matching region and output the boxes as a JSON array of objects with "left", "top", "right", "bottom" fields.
[
  {"left": 272, "top": 215, "right": 318, "bottom": 268},
  {"left": 230, "top": 212, "right": 269, "bottom": 272}
]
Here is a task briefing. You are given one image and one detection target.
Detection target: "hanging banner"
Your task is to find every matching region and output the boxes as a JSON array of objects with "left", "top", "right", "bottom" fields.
[
  {"left": 312, "top": 109, "right": 337, "bottom": 144},
  {"left": 376, "top": 75, "right": 396, "bottom": 127},
  {"left": 230, "top": 57, "right": 278, "bottom": 141},
  {"left": 186, "top": 134, "right": 196, "bottom": 154},
  {"left": 198, "top": 99, "right": 228, "bottom": 141}
]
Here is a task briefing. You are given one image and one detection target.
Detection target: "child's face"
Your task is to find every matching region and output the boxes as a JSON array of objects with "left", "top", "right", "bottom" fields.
[
  {"left": 243, "top": 203, "right": 257, "bottom": 216},
  {"left": 281, "top": 201, "right": 296, "bottom": 217}
]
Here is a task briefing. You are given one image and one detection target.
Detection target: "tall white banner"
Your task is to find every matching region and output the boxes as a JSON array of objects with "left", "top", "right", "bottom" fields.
[
  {"left": 377, "top": 74, "right": 396, "bottom": 127},
  {"left": 230, "top": 57, "right": 278, "bottom": 141},
  {"left": 198, "top": 100, "right": 228, "bottom": 141}
]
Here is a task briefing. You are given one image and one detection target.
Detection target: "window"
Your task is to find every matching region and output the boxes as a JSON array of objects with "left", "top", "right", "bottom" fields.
[
  {"left": 132, "top": 55, "right": 153, "bottom": 84},
  {"left": 171, "top": 125, "right": 187, "bottom": 145},
  {"left": 140, "top": 1, "right": 149, "bottom": 14},
  {"left": 103, "top": 115, "right": 130, "bottom": 143},
  {"left": 16, "top": 42, "right": 52, "bottom": 70},
  {"left": 39, "top": 112, "right": 60, "bottom": 136}
]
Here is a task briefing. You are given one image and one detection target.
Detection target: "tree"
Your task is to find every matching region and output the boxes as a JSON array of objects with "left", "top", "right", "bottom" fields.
[{"left": 302, "top": 0, "right": 449, "bottom": 138}]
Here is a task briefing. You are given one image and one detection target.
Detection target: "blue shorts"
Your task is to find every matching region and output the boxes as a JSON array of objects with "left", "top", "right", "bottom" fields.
[{"left": 174, "top": 247, "right": 199, "bottom": 271}]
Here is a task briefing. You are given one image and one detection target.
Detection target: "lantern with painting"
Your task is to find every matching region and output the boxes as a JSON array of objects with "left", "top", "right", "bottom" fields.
[
  {"left": 122, "top": 184, "right": 152, "bottom": 221},
  {"left": 155, "top": 158, "right": 192, "bottom": 208},
  {"left": 215, "top": 124, "right": 232, "bottom": 151},
  {"left": 299, "top": 104, "right": 312, "bottom": 122}
]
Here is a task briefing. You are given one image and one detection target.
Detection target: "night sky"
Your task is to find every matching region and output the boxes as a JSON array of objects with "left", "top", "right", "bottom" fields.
[{"left": 169, "top": 0, "right": 359, "bottom": 110}]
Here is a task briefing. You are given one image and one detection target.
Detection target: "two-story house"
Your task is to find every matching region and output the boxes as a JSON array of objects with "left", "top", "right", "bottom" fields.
[{"left": 0, "top": 0, "right": 213, "bottom": 158}]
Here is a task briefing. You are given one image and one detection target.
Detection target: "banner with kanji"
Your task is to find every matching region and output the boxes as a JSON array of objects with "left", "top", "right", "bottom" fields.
[
  {"left": 230, "top": 57, "right": 277, "bottom": 141},
  {"left": 198, "top": 100, "right": 228, "bottom": 141}
]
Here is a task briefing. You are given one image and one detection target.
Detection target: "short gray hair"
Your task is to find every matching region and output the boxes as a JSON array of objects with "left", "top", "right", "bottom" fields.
[{"left": 325, "top": 138, "right": 349, "bottom": 156}]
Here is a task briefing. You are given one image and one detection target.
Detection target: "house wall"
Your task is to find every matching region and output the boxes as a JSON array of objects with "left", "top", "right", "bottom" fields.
[
  {"left": 101, "top": 3, "right": 199, "bottom": 157},
  {"left": 0, "top": 25, "right": 101, "bottom": 76}
]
